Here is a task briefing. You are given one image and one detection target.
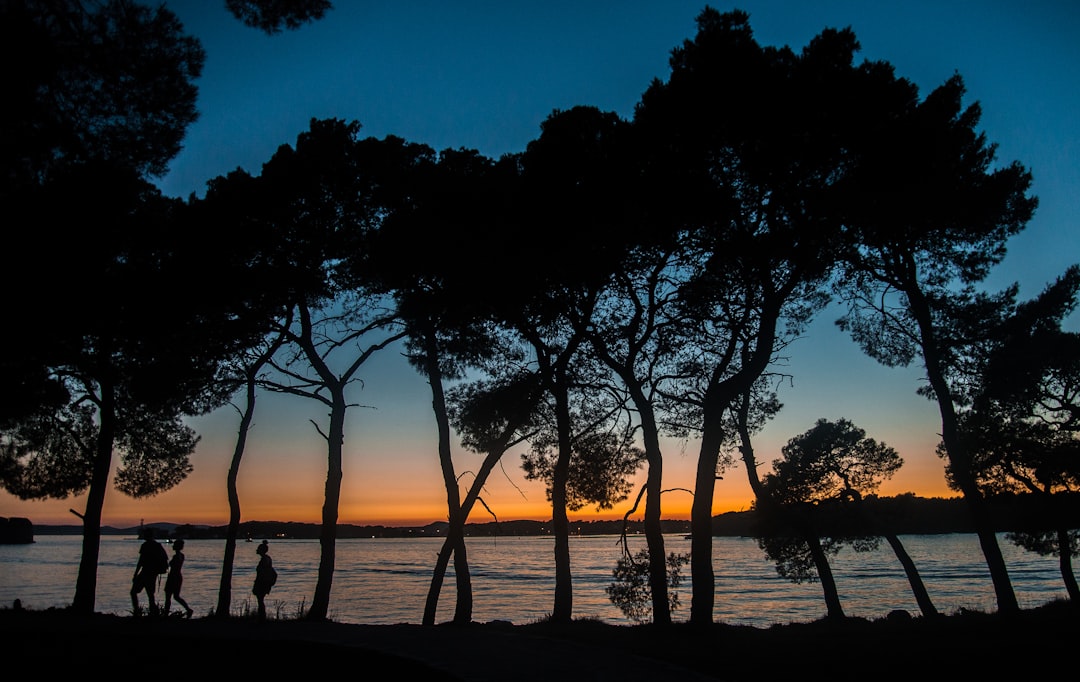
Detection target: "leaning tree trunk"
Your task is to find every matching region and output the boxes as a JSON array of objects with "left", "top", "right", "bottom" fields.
[
  {"left": 883, "top": 533, "right": 939, "bottom": 618},
  {"left": 423, "top": 446, "right": 511, "bottom": 624},
  {"left": 423, "top": 530, "right": 471, "bottom": 625},
  {"left": 216, "top": 370, "right": 258, "bottom": 619},
  {"left": 72, "top": 375, "right": 117, "bottom": 615},
  {"left": 845, "top": 488, "right": 938, "bottom": 618},
  {"left": 910, "top": 286, "right": 1019, "bottom": 615},
  {"left": 420, "top": 334, "right": 473, "bottom": 625},
  {"left": 1056, "top": 526, "right": 1080, "bottom": 602},
  {"left": 217, "top": 337, "right": 283, "bottom": 619},
  {"left": 806, "top": 535, "right": 845, "bottom": 619}
]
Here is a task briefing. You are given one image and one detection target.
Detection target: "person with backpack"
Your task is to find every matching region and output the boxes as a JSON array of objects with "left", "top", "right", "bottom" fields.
[
  {"left": 252, "top": 539, "right": 277, "bottom": 621},
  {"left": 130, "top": 527, "right": 168, "bottom": 617}
]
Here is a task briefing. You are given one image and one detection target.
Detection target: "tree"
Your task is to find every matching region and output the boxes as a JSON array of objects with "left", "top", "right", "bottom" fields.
[
  {"left": 1, "top": 0, "right": 205, "bottom": 426},
  {"left": 225, "top": 0, "right": 332, "bottom": 33},
  {"left": 0, "top": 0, "right": 204, "bottom": 187},
  {"left": 835, "top": 70, "right": 1039, "bottom": 615},
  {"left": 0, "top": 166, "right": 245, "bottom": 614},
  {"left": 584, "top": 227, "right": 700, "bottom": 626},
  {"left": 606, "top": 547, "right": 689, "bottom": 624},
  {"left": 757, "top": 418, "right": 938, "bottom": 619},
  {"left": 956, "top": 267, "right": 1080, "bottom": 601},
  {"left": 228, "top": 120, "right": 419, "bottom": 621},
  {"left": 174, "top": 166, "right": 292, "bottom": 619},
  {"left": 633, "top": 8, "right": 872, "bottom": 625},
  {"left": 505, "top": 105, "right": 648, "bottom": 623},
  {"left": 363, "top": 146, "right": 530, "bottom": 625},
  {"left": 422, "top": 369, "right": 543, "bottom": 624},
  {"left": 0, "top": 1, "right": 223, "bottom": 615},
  {"left": 521, "top": 416, "right": 645, "bottom": 517}
]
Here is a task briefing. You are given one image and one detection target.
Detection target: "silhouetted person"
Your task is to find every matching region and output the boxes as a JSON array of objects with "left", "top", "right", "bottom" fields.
[
  {"left": 163, "top": 538, "right": 194, "bottom": 618},
  {"left": 131, "top": 527, "right": 167, "bottom": 616},
  {"left": 253, "top": 539, "right": 276, "bottom": 621}
]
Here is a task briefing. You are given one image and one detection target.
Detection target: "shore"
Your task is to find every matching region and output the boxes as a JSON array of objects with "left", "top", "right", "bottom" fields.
[{"left": 2, "top": 600, "right": 1075, "bottom": 680}]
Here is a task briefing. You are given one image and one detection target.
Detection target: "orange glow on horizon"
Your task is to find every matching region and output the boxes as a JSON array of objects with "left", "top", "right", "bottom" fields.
[{"left": 1, "top": 397, "right": 958, "bottom": 529}]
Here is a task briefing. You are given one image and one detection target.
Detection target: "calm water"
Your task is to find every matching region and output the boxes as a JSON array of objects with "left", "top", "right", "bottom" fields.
[{"left": 0, "top": 533, "right": 1068, "bottom": 627}]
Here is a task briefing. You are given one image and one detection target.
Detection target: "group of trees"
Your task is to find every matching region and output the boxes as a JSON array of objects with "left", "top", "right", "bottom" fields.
[{"left": 2, "top": 1, "right": 1077, "bottom": 628}]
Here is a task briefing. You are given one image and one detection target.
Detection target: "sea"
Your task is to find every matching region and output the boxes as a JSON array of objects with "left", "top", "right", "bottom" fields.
[{"left": 0, "top": 533, "right": 1069, "bottom": 627}]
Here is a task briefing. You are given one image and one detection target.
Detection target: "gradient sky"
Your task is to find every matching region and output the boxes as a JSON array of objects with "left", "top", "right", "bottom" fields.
[{"left": 3, "top": 0, "right": 1077, "bottom": 528}]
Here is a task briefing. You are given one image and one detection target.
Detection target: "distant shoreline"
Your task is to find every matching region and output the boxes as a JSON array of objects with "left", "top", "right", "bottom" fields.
[{"left": 15, "top": 492, "right": 1080, "bottom": 540}]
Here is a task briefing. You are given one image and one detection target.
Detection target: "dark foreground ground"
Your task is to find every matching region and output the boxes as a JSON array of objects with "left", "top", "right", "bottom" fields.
[{"left": 2, "top": 601, "right": 1075, "bottom": 681}]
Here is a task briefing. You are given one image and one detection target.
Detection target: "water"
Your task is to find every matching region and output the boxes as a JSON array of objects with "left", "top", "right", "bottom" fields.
[{"left": 0, "top": 533, "right": 1068, "bottom": 627}]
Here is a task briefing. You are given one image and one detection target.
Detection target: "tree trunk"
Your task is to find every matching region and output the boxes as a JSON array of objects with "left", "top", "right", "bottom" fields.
[
  {"left": 72, "top": 375, "right": 116, "bottom": 615},
  {"left": 807, "top": 535, "right": 845, "bottom": 619},
  {"left": 883, "top": 532, "right": 939, "bottom": 618},
  {"left": 644, "top": 444, "right": 670, "bottom": 626},
  {"left": 550, "top": 383, "right": 573, "bottom": 624},
  {"left": 450, "top": 534, "right": 472, "bottom": 623},
  {"left": 216, "top": 370, "right": 258, "bottom": 619},
  {"left": 846, "top": 488, "right": 938, "bottom": 619},
  {"left": 689, "top": 405, "right": 726, "bottom": 626},
  {"left": 423, "top": 445, "right": 511, "bottom": 624},
  {"left": 424, "top": 538, "right": 453, "bottom": 625},
  {"left": 734, "top": 391, "right": 766, "bottom": 499},
  {"left": 594, "top": 340, "right": 672, "bottom": 625},
  {"left": 308, "top": 388, "right": 346, "bottom": 621},
  {"left": 419, "top": 333, "right": 473, "bottom": 626},
  {"left": 1057, "top": 527, "right": 1080, "bottom": 602},
  {"left": 422, "top": 528, "right": 473, "bottom": 625},
  {"left": 690, "top": 298, "right": 783, "bottom": 627},
  {"left": 423, "top": 383, "right": 522, "bottom": 625},
  {"left": 624, "top": 381, "right": 670, "bottom": 625},
  {"left": 908, "top": 285, "right": 1019, "bottom": 615}
]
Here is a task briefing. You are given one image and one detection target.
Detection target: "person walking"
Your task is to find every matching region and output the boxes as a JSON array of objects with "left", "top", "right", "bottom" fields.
[
  {"left": 130, "top": 527, "right": 168, "bottom": 617},
  {"left": 163, "top": 538, "right": 194, "bottom": 618},
  {"left": 252, "top": 539, "right": 277, "bottom": 621}
]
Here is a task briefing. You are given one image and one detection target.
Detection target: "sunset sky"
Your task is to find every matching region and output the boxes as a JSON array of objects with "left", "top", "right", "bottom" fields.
[{"left": 3, "top": 0, "right": 1077, "bottom": 528}]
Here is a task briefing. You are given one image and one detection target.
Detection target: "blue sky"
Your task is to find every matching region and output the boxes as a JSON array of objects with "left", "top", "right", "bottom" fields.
[{"left": 4, "top": 0, "right": 1078, "bottom": 527}]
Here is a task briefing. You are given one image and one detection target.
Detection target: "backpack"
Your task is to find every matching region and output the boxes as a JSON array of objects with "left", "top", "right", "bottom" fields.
[{"left": 148, "top": 542, "right": 169, "bottom": 575}]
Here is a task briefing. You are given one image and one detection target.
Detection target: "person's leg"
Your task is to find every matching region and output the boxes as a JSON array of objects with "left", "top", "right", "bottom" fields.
[
  {"left": 130, "top": 582, "right": 141, "bottom": 616},
  {"left": 163, "top": 589, "right": 173, "bottom": 615},
  {"left": 256, "top": 594, "right": 266, "bottom": 621},
  {"left": 175, "top": 592, "right": 193, "bottom": 617},
  {"left": 147, "top": 584, "right": 159, "bottom": 617}
]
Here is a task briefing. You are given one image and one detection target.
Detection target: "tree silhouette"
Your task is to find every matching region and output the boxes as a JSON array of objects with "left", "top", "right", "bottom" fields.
[
  {"left": 226, "top": 0, "right": 332, "bottom": 33},
  {"left": 182, "top": 167, "right": 303, "bottom": 619},
  {"left": 634, "top": 8, "right": 864, "bottom": 625},
  {"left": 0, "top": 1, "right": 223, "bottom": 615},
  {"left": 757, "top": 418, "right": 937, "bottom": 619},
  {"left": 835, "top": 71, "right": 1039, "bottom": 615},
  {"left": 955, "top": 268, "right": 1080, "bottom": 601},
  {"left": 584, "top": 205, "right": 696, "bottom": 626},
  {"left": 420, "top": 369, "right": 542, "bottom": 625},
  {"left": 214, "top": 120, "right": 414, "bottom": 620},
  {"left": 506, "top": 105, "right": 650, "bottom": 623},
  {"left": 365, "top": 146, "right": 530, "bottom": 624}
]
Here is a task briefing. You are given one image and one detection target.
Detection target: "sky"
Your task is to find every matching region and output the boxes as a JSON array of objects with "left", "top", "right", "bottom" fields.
[{"left": 3, "top": 0, "right": 1078, "bottom": 528}]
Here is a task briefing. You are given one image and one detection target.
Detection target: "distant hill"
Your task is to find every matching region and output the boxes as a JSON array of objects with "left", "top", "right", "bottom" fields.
[{"left": 21, "top": 492, "right": 1080, "bottom": 541}]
